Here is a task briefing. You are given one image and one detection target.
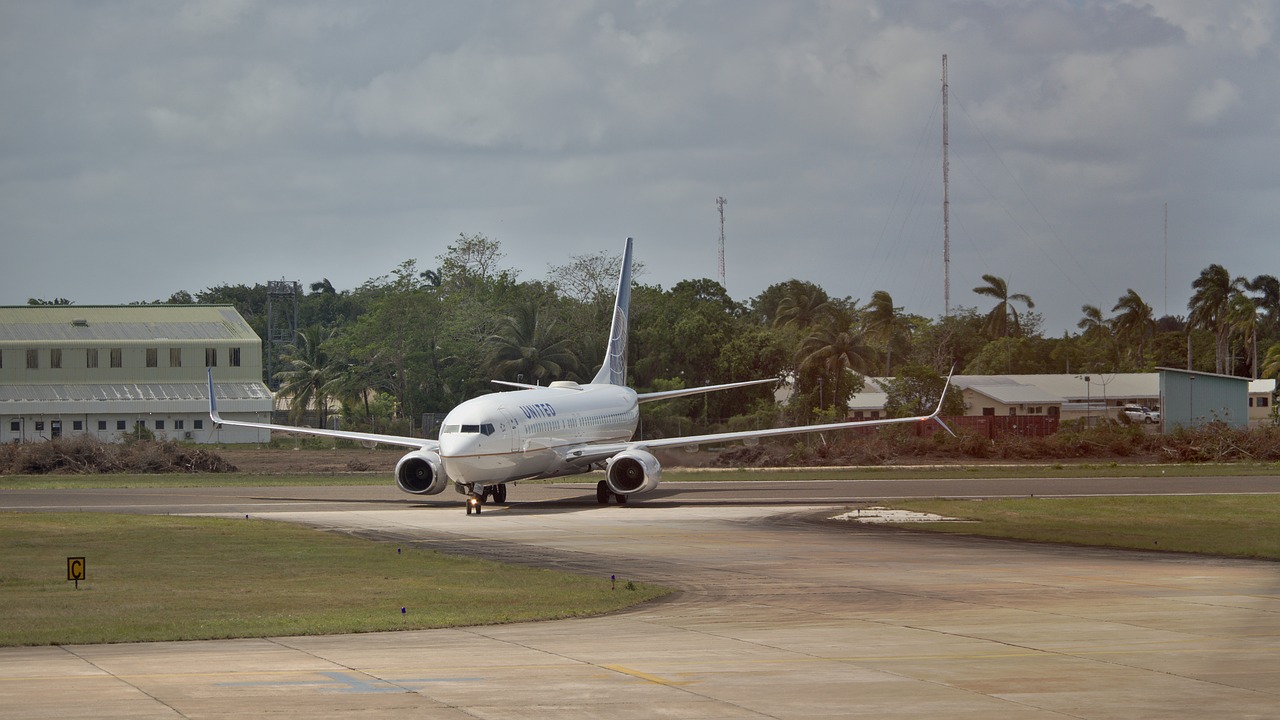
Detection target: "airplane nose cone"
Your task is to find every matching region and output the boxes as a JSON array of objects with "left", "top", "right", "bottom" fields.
[{"left": 438, "top": 433, "right": 468, "bottom": 457}]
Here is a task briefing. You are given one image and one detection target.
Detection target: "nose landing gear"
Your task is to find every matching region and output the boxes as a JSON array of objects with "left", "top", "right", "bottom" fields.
[{"left": 465, "top": 483, "right": 508, "bottom": 515}]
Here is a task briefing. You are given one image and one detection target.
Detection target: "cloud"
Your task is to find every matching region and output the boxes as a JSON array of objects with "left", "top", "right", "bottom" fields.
[
  {"left": 145, "top": 64, "right": 312, "bottom": 147},
  {"left": 1, "top": 1, "right": 1277, "bottom": 334},
  {"left": 1186, "top": 78, "right": 1242, "bottom": 127}
]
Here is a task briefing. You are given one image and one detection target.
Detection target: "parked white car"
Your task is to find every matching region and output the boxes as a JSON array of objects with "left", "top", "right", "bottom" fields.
[{"left": 1122, "top": 405, "right": 1160, "bottom": 423}]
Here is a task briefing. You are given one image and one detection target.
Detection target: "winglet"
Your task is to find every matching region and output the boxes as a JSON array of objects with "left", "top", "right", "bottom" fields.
[
  {"left": 590, "top": 237, "right": 633, "bottom": 386},
  {"left": 207, "top": 368, "right": 223, "bottom": 424},
  {"left": 930, "top": 366, "right": 957, "bottom": 437}
]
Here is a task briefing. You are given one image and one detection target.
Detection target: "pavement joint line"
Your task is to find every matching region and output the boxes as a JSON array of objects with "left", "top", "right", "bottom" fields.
[{"left": 56, "top": 645, "right": 188, "bottom": 718}]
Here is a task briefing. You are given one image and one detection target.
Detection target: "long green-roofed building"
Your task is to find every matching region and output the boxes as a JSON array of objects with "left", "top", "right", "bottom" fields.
[{"left": 0, "top": 305, "right": 271, "bottom": 444}]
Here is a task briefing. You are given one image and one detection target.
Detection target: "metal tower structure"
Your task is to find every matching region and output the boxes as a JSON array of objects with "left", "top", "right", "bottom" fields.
[
  {"left": 942, "top": 54, "right": 951, "bottom": 316},
  {"left": 716, "top": 196, "right": 727, "bottom": 287},
  {"left": 265, "top": 279, "right": 300, "bottom": 390}
]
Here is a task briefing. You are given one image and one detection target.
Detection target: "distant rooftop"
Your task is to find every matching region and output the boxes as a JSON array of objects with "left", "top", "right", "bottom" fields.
[{"left": 0, "top": 305, "right": 257, "bottom": 343}]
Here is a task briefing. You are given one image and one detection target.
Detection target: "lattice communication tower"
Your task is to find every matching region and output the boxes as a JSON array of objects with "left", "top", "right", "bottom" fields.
[
  {"left": 716, "top": 196, "right": 727, "bottom": 287},
  {"left": 265, "top": 279, "right": 300, "bottom": 390}
]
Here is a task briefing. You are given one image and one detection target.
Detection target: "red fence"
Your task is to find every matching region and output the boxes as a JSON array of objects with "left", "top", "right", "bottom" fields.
[
  {"left": 841, "top": 415, "right": 1059, "bottom": 439},
  {"left": 928, "top": 415, "right": 1059, "bottom": 438}
]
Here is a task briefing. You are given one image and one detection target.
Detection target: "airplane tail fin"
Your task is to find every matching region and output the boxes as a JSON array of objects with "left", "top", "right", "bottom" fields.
[{"left": 590, "top": 237, "right": 633, "bottom": 386}]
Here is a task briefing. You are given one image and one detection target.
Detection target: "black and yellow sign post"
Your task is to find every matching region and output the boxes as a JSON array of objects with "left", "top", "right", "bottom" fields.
[{"left": 67, "top": 556, "right": 86, "bottom": 589}]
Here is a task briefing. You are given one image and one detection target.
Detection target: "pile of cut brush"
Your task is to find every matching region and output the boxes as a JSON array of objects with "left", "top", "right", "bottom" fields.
[{"left": 0, "top": 436, "right": 236, "bottom": 474}]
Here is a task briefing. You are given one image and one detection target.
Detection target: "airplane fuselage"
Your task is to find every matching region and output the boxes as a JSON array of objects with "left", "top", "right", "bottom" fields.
[{"left": 437, "top": 381, "right": 639, "bottom": 486}]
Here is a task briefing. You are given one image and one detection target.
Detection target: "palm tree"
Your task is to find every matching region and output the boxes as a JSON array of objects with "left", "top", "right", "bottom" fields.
[
  {"left": 274, "top": 326, "right": 338, "bottom": 427},
  {"left": 1261, "top": 342, "right": 1280, "bottom": 380},
  {"left": 323, "top": 360, "right": 388, "bottom": 425},
  {"left": 486, "top": 301, "right": 580, "bottom": 383},
  {"left": 418, "top": 267, "right": 443, "bottom": 288},
  {"left": 1246, "top": 274, "right": 1279, "bottom": 337},
  {"left": 1077, "top": 304, "right": 1117, "bottom": 369},
  {"left": 1226, "top": 293, "right": 1259, "bottom": 378},
  {"left": 1112, "top": 289, "right": 1156, "bottom": 369},
  {"left": 864, "top": 290, "right": 910, "bottom": 376},
  {"left": 774, "top": 285, "right": 834, "bottom": 330},
  {"left": 1077, "top": 304, "right": 1110, "bottom": 339},
  {"left": 797, "top": 314, "right": 876, "bottom": 411},
  {"left": 1188, "top": 264, "right": 1244, "bottom": 374},
  {"left": 973, "top": 274, "right": 1034, "bottom": 338}
]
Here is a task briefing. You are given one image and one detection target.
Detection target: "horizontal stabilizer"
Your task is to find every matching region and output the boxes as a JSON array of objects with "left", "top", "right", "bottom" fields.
[{"left": 636, "top": 378, "right": 777, "bottom": 404}]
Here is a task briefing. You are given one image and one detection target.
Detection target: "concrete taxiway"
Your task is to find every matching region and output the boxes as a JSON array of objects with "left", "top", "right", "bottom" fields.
[{"left": 2, "top": 481, "right": 1278, "bottom": 718}]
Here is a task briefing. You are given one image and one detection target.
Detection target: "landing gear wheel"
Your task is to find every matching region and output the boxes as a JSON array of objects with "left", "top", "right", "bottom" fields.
[
  {"left": 615, "top": 492, "right": 628, "bottom": 505},
  {"left": 466, "top": 497, "right": 482, "bottom": 515},
  {"left": 596, "top": 480, "right": 610, "bottom": 505},
  {"left": 493, "top": 484, "right": 507, "bottom": 504}
]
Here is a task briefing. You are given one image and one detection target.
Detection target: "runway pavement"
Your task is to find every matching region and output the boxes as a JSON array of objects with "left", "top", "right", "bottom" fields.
[
  {"left": 2, "top": 478, "right": 1278, "bottom": 718},
  {"left": 4, "top": 472, "right": 1280, "bottom": 515}
]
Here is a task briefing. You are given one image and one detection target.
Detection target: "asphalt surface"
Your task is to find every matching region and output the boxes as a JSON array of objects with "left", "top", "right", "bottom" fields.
[
  {"left": 2, "top": 474, "right": 1278, "bottom": 719},
  {"left": 4, "top": 473, "right": 1280, "bottom": 515}
]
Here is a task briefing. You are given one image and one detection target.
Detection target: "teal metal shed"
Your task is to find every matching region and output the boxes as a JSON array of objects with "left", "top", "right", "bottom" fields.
[{"left": 1157, "top": 368, "right": 1249, "bottom": 430}]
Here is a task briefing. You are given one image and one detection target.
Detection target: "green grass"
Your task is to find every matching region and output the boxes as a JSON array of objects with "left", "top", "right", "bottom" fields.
[
  {"left": 0, "top": 512, "right": 668, "bottom": 647},
  {"left": 878, "top": 495, "right": 1280, "bottom": 560}
]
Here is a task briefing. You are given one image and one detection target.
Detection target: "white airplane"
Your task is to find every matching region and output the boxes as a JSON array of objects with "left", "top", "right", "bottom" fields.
[{"left": 209, "top": 238, "right": 952, "bottom": 514}]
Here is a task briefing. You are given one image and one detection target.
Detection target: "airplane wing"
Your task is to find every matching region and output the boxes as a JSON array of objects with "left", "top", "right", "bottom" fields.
[
  {"left": 628, "top": 373, "right": 955, "bottom": 452},
  {"left": 207, "top": 370, "right": 438, "bottom": 451},
  {"left": 636, "top": 411, "right": 948, "bottom": 451}
]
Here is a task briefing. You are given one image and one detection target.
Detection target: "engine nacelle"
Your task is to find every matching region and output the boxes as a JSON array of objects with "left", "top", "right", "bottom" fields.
[
  {"left": 395, "top": 450, "right": 448, "bottom": 495},
  {"left": 605, "top": 449, "right": 662, "bottom": 496}
]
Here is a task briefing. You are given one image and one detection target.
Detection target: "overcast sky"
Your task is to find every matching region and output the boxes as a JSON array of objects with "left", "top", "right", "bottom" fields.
[{"left": 2, "top": 1, "right": 1276, "bottom": 334}]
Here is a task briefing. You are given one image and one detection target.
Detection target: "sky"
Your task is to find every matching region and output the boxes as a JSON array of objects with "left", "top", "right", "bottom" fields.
[{"left": 2, "top": 1, "right": 1277, "bottom": 334}]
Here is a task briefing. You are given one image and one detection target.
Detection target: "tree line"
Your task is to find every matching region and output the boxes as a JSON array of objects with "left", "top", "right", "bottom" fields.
[{"left": 28, "top": 234, "right": 1280, "bottom": 435}]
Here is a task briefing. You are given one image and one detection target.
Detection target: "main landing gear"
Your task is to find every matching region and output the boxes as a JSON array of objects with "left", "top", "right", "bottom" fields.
[
  {"left": 596, "top": 480, "right": 628, "bottom": 505},
  {"left": 465, "top": 484, "right": 508, "bottom": 515}
]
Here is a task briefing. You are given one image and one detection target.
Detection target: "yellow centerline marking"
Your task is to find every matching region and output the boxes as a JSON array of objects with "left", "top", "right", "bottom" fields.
[{"left": 602, "top": 664, "right": 691, "bottom": 687}]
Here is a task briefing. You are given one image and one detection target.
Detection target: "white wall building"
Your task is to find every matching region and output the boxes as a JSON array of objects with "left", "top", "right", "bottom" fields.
[{"left": 1, "top": 305, "right": 272, "bottom": 444}]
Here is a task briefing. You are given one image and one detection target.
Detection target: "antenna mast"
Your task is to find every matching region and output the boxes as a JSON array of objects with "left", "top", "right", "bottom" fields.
[
  {"left": 942, "top": 54, "right": 951, "bottom": 316},
  {"left": 716, "top": 196, "right": 727, "bottom": 287}
]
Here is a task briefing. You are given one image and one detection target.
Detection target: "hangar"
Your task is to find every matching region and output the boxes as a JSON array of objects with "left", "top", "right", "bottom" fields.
[
  {"left": 1157, "top": 368, "right": 1250, "bottom": 430},
  {"left": 0, "top": 305, "right": 272, "bottom": 444}
]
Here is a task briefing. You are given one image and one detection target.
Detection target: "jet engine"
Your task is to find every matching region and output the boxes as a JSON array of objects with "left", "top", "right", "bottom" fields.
[
  {"left": 395, "top": 450, "right": 448, "bottom": 495},
  {"left": 605, "top": 449, "right": 661, "bottom": 496}
]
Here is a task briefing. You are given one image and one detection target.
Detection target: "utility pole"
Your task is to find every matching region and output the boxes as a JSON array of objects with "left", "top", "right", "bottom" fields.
[
  {"left": 942, "top": 54, "right": 951, "bottom": 316},
  {"left": 716, "top": 196, "right": 727, "bottom": 288}
]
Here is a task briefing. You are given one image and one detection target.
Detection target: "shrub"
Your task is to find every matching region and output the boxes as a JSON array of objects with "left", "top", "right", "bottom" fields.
[{"left": 0, "top": 437, "right": 235, "bottom": 475}]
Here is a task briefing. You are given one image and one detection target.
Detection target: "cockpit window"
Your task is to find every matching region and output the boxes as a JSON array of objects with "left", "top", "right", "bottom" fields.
[{"left": 447, "top": 423, "right": 495, "bottom": 436}]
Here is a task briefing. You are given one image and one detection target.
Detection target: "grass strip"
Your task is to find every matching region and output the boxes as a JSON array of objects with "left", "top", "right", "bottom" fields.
[
  {"left": 0, "top": 512, "right": 667, "bottom": 647},
  {"left": 878, "top": 495, "right": 1280, "bottom": 560}
]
